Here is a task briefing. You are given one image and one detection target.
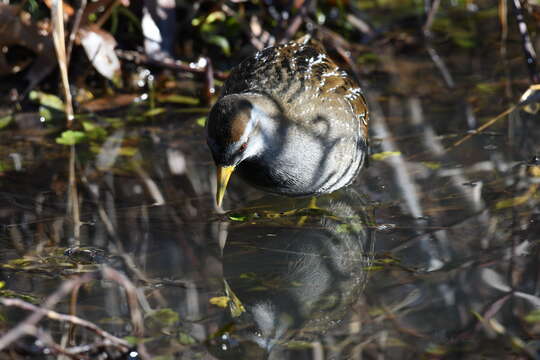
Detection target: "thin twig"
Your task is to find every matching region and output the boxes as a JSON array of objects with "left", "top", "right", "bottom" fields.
[
  {"left": 422, "top": 0, "right": 441, "bottom": 36},
  {"left": 95, "top": 0, "right": 121, "bottom": 28},
  {"left": 67, "top": 0, "right": 87, "bottom": 62},
  {"left": 451, "top": 106, "right": 515, "bottom": 148},
  {"left": 203, "top": 57, "right": 215, "bottom": 105},
  {"left": 115, "top": 49, "right": 228, "bottom": 80}
]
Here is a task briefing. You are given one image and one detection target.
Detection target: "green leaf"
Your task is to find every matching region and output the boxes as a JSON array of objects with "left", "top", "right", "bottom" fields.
[
  {"left": 371, "top": 151, "right": 402, "bottom": 161},
  {"left": 143, "top": 107, "right": 167, "bottom": 117},
  {"left": 146, "top": 308, "right": 180, "bottom": 326},
  {"left": 82, "top": 121, "right": 107, "bottom": 140},
  {"left": 196, "top": 116, "right": 207, "bottom": 127},
  {"left": 425, "top": 344, "right": 447, "bottom": 355},
  {"left": 0, "top": 115, "right": 13, "bottom": 129},
  {"left": 422, "top": 161, "right": 441, "bottom": 170},
  {"left": 206, "top": 11, "right": 226, "bottom": 24},
  {"left": 158, "top": 94, "right": 199, "bottom": 105},
  {"left": 29, "top": 91, "right": 64, "bottom": 111},
  {"left": 525, "top": 309, "right": 540, "bottom": 323},
  {"left": 178, "top": 332, "right": 196, "bottom": 345},
  {"left": 56, "top": 130, "right": 87, "bottom": 145},
  {"left": 123, "top": 336, "right": 152, "bottom": 345},
  {"left": 206, "top": 35, "right": 231, "bottom": 56},
  {"left": 228, "top": 214, "right": 247, "bottom": 222},
  {"left": 209, "top": 296, "right": 229, "bottom": 308},
  {"left": 30, "top": 91, "right": 65, "bottom": 121}
]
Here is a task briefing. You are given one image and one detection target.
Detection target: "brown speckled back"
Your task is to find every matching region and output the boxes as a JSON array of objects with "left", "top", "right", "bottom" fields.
[{"left": 221, "top": 37, "right": 369, "bottom": 140}]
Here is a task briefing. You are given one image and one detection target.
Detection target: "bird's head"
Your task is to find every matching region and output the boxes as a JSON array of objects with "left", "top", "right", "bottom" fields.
[{"left": 206, "top": 93, "right": 277, "bottom": 207}]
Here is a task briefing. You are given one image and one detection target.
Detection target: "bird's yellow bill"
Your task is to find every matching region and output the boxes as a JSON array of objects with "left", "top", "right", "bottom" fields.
[{"left": 216, "top": 165, "right": 235, "bottom": 207}]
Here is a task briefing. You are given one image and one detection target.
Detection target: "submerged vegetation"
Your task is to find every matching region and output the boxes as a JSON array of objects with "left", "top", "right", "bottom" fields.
[{"left": 0, "top": 0, "right": 539, "bottom": 359}]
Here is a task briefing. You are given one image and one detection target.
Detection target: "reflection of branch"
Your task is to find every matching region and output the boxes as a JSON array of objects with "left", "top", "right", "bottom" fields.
[
  {"left": 102, "top": 266, "right": 145, "bottom": 337},
  {"left": 511, "top": 0, "right": 540, "bottom": 84},
  {"left": 422, "top": 0, "right": 441, "bottom": 36},
  {"left": 0, "top": 276, "right": 92, "bottom": 350},
  {"left": 425, "top": 46, "right": 455, "bottom": 88},
  {"left": 422, "top": 0, "right": 455, "bottom": 89},
  {"left": 36, "top": 328, "right": 91, "bottom": 360},
  {"left": 68, "top": 145, "right": 81, "bottom": 244},
  {"left": 452, "top": 106, "right": 515, "bottom": 148},
  {"left": 115, "top": 49, "right": 228, "bottom": 80},
  {"left": 0, "top": 298, "right": 130, "bottom": 352}
]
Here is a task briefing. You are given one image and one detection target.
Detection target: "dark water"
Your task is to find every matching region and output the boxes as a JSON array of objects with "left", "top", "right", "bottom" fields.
[{"left": 1, "top": 6, "right": 540, "bottom": 360}]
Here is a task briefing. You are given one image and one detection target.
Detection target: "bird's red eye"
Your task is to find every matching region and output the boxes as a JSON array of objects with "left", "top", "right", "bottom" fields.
[{"left": 239, "top": 142, "right": 248, "bottom": 152}]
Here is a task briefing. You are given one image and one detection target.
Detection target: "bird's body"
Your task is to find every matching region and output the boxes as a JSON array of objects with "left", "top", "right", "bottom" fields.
[{"left": 207, "top": 37, "right": 369, "bottom": 205}]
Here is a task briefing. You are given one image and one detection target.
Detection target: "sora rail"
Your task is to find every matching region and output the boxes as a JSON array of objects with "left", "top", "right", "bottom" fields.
[{"left": 206, "top": 36, "right": 369, "bottom": 207}]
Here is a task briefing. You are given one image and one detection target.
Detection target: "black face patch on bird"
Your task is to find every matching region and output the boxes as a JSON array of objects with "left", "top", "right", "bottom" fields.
[{"left": 207, "top": 95, "right": 254, "bottom": 165}]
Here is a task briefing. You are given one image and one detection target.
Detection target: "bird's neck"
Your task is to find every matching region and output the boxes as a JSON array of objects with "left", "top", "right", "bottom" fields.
[{"left": 243, "top": 94, "right": 283, "bottom": 159}]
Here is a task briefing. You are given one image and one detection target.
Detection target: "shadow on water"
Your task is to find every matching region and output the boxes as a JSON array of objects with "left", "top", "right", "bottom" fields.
[{"left": 207, "top": 189, "right": 374, "bottom": 359}]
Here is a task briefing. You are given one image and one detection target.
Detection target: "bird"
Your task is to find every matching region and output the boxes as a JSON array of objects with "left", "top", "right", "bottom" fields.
[{"left": 206, "top": 36, "right": 369, "bottom": 207}]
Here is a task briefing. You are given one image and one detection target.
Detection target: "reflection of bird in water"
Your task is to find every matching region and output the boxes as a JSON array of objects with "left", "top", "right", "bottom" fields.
[
  {"left": 206, "top": 36, "right": 369, "bottom": 207},
  {"left": 208, "top": 189, "right": 374, "bottom": 359}
]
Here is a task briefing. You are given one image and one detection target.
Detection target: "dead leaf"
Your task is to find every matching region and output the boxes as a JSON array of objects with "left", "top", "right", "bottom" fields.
[
  {"left": 81, "top": 94, "right": 138, "bottom": 112},
  {"left": 79, "top": 25, "right": 122, "bottom": 86}
]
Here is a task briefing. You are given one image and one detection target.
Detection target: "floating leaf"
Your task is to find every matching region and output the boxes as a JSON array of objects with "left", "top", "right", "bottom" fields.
[
  {"left": 371, "top": 151, "right": 402, "bottom": 161},
  {"left": 476, "top": 83, "right": 498, "bottom": 94},
  {"left": 224, "top": 280, "right": 245, "bottom": 317},
  {"left": 143, "top": 107, "right": 167, "bottom": 117},
  {"left": 525, "top": 309, "right": 540, "bottom": 323},
  {"left": 495, "top": 184, "right": 538, "bottom": 209},
  {"left": 119, "top": 146, "right": 138, "bottom": 157},
  {"left": 82, "top": 121, "right": 107, "bottom": 140},
  {"left": 510, "top": 336, "right": 526, "bottom": 350},
  {"left": 286, "top": 341, "right": 313, "bottom": 349},
  {"left": 425, "top": 344, "right": 447, "bottom": 356},
  {"left": 29, "top": 91, "right": 65, "bottom": 121},
  {"left": 123, "top": 336, "right": 152, "bottom": 345},
  {"left": 364, "top": 265, "right": 384, "bottom": 271},
  {"left": 228, "top": 214, "right": 247, "bottom": 222},
  {"left": 210, "top": 296, "right": 229, "bottom": 308},
  {"left": 0, "top": 115, "right": 12, "bottom": 129},
  {"left": 422, "top": 161, "right": 441, "bottom": 170},
  {"left": 29, "top": 91, "right": 64, "bottom": 110},
  {"left": 146, "top": 308, "right": 180, "bottom": 326},
  {"left": 178, "top": 332, "right": 196, "bottom": 345},
  {"left": 196, "top": 116, "right": 207, "bottom": 127},
  {"left": 0, "top": 289, "right": 39, "bottom": 304},
  {"left": 529, "top": 165, "right": 540, "bottom": 178},
  {"left": 56, "top": 130, "right": 86, "bottom": 145},
  {"left": 158, "top": 94, "right": 199, "bottom": 105}
]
